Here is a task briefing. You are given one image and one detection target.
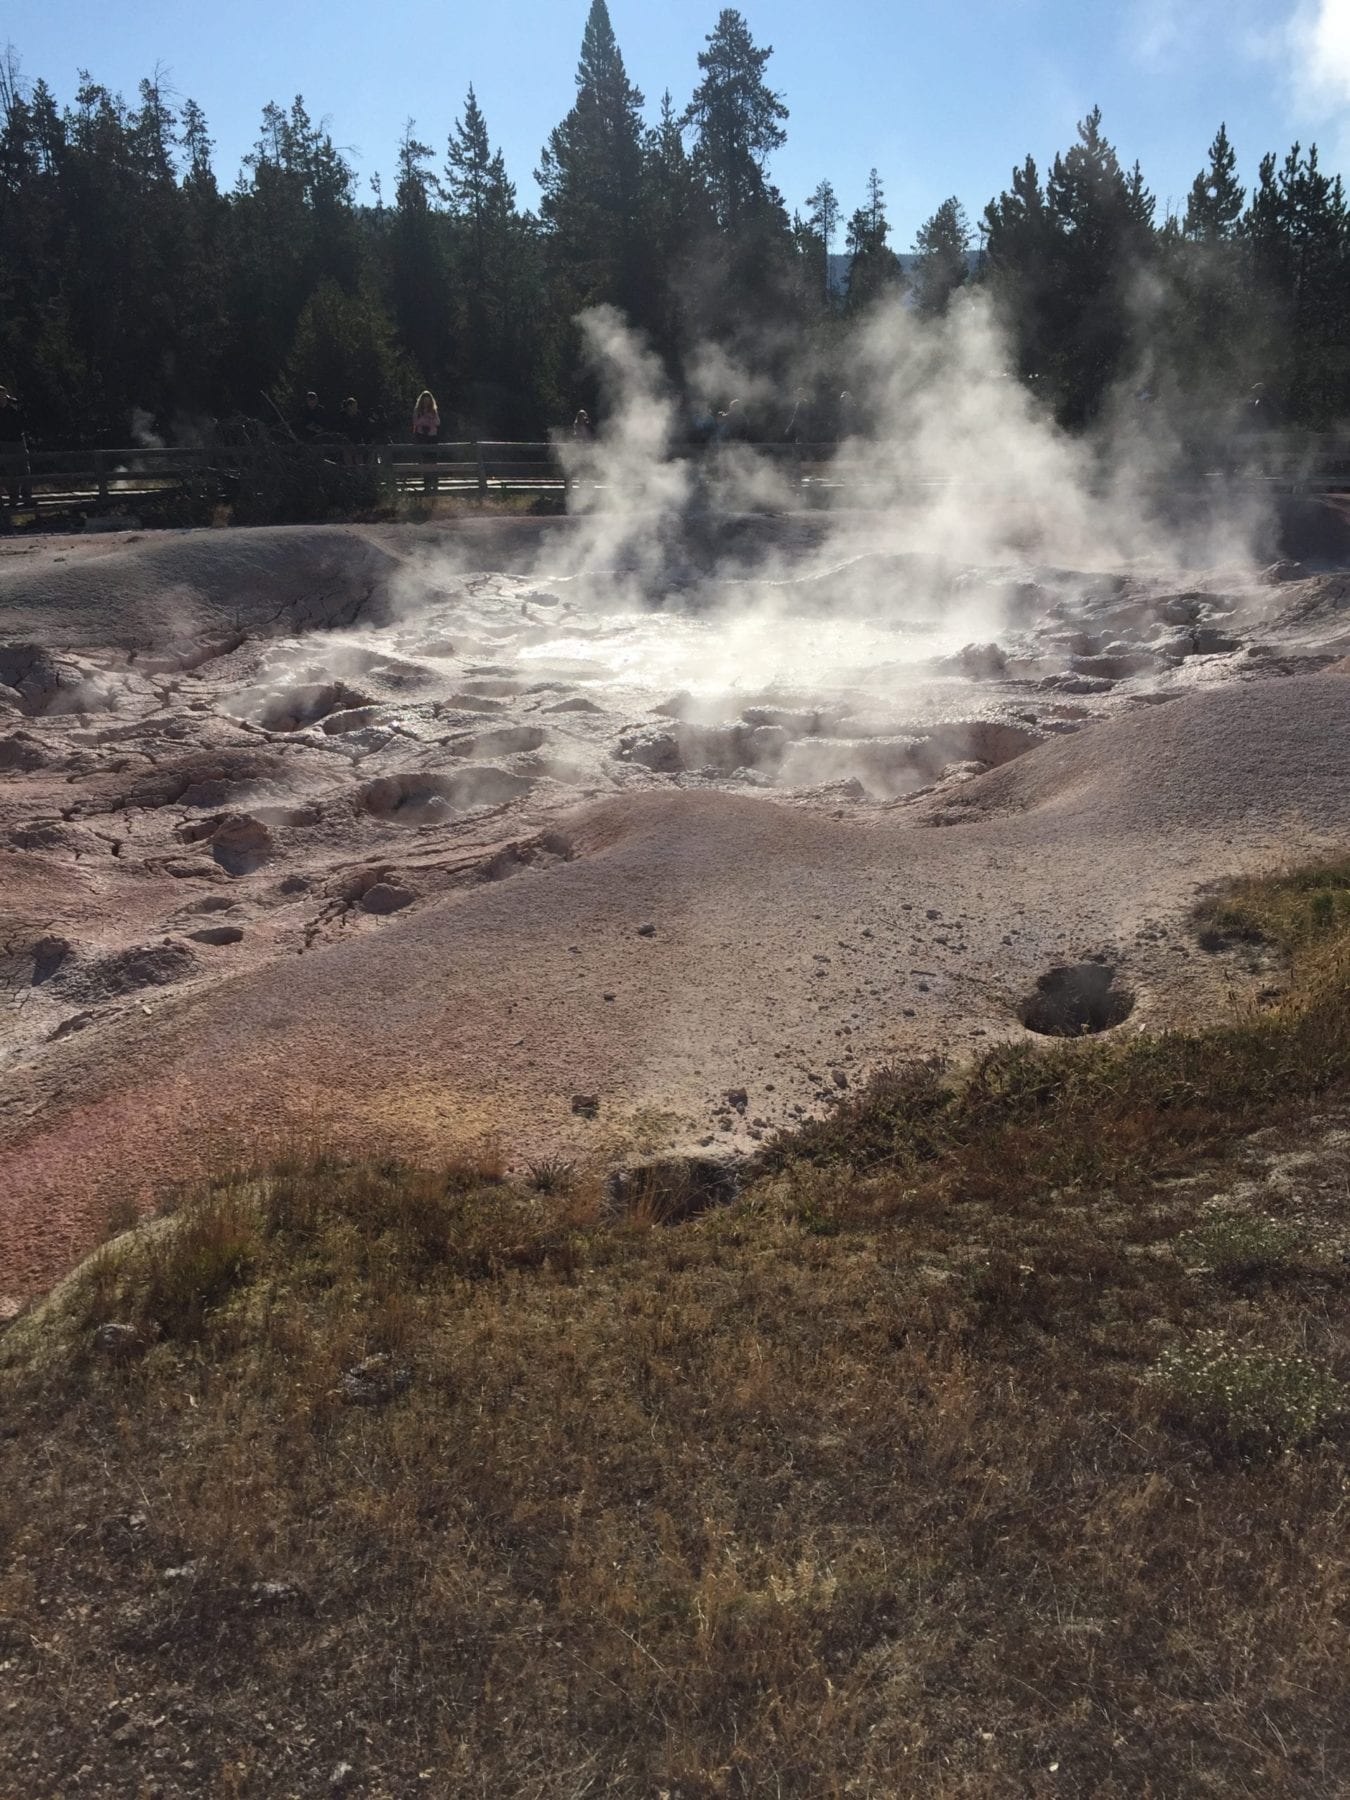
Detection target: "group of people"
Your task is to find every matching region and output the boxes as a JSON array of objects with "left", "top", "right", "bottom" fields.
[
  {"left": 296, "top": 389, "right": 372, "bottom": 451},
  {"left": 296, "top": 388, "right": 444, "bottom": 449},
  {"left": 295, "top": 387, "right": 444, "bottom": 485}
]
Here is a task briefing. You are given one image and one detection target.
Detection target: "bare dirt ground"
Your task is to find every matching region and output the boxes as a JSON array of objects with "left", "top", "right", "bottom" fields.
[{"left": 2, "top": 512, "right": 1349, "bottom": 1301}]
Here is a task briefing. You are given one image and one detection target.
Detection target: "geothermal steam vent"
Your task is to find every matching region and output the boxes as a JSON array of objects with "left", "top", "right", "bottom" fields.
[{"left": 0, "top": 516, "right": 1349, "bottom": 1298}]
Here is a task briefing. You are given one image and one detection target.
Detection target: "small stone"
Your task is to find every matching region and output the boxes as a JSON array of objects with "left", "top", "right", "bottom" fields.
[
  {"left": 571, "top": 1093, "right": 599, "bottom": 1118},
  {"left": 340, "top": 1355, "right": 411, "bottom": 1406},
  {"left": 51, "top": 1011, "right": 94, "bottom": 1041},
  {"left": 209, "top": 813, "right": 274, "bottom": 876},
  {"left": 636, "top": 923, "right": 656, "bottom": 938},
  {"left": 831, "top": 1068, "right": 848, "bottom": 1088},
  {"left": 616, "top": 730, "right": 682, "bottom": 772},
  {"left": 603, "top": 992, "right": 615, "bottom": 1002},
  {"left": 330, "top": 1764, "right": 357, "bottom": 1793},
  {"left": 958, "top": 640, "right": 1009, "bottom": 679},
  {"left": 359, "top": 882, "right": 415, "bottom": 915},
  {"left": 725, "top": 1088, "right": 748, "bottom": 1112},
  {"left": 250, "top": 1579, "right": 301, "bottom": 1608},
  {"left": 93, "top": 1322, "right": 142, "bottom": 1358}
]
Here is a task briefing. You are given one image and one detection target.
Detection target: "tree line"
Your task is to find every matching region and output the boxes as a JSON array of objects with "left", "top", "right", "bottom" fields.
[{"left": 1, "top": 1, "right": 1346, "bottom": 449}]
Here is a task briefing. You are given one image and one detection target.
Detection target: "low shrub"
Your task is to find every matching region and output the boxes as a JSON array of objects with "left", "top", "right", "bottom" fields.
[
  {"left": 1176, "top": 1204, "right": 1303, "bottom": 1281},
  {"left": 1148, "top": 1330, "right": 1343, "bottom": 1454}
]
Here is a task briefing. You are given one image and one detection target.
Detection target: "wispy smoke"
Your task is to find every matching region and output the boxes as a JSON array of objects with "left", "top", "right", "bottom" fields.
[
  {"left": 553, "top": 304, "right": 693, "bottom": 595},
  {"left": 130, "top": 407, "right": 165, "bottom": 451}
]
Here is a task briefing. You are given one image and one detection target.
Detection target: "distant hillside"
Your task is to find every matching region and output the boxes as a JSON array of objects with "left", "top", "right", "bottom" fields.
[{"left": 826, "top": 249, "right": 983, "bottom": 296}]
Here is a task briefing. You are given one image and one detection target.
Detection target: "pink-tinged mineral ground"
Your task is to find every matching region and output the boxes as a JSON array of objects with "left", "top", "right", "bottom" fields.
[{"left": 2, "top": 512, "right": 1349, "bottom": 1299}]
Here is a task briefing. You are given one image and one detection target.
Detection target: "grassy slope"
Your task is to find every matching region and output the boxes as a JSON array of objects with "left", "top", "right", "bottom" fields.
[{"left": 1, "top": 865, "right": 1348, "bottom": 1798}]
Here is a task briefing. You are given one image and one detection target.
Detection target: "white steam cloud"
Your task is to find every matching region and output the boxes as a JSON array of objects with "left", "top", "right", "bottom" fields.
[
  {"left": 543, "top": 289, "right": 1272, "bottom": 617},
  {"left": 1289, "top": 0, "right": 1350, "bottom": 108}
]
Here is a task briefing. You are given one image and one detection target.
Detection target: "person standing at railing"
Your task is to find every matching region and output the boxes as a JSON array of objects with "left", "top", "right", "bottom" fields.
[
  {"left": 0, "top": 386, "right": 32, "bottom": 512},
  {"left": 783, "top": 388, "right": 812, "bottom": 446},
  {"left": 412, "top": 390, "right": 440, "bottom": 493},
  {"left": 339, "top": 396, "right": 369, "bottom": 466},
  {"left": 298, "top": 390, "right": 331, "bottom": 443}
]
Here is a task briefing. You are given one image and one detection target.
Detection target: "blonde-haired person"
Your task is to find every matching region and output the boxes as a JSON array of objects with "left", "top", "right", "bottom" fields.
[{"left": 412, "top": 390, "right": 440, "bottom": 493}]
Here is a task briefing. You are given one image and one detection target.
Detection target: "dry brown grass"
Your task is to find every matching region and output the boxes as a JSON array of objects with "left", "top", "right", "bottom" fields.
[{"left": 1, "top": 863, "right": 1348, "bottom": 1796}]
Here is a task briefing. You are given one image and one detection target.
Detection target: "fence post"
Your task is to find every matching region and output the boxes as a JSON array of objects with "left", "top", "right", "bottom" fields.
[
  {"left": 475, "top": 441, "right": 489, "bottom": 498},
  {"left": 95, "top": 449, "right": 109, "bottom": 503}
]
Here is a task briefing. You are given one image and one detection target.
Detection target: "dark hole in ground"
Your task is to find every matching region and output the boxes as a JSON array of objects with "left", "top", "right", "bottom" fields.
[
  {"left": 608, "top": 1156, "right": 740, "bottom": 1225},
  {"left": 1019, "top": 962, "right": 1134, "bottom": 1036}
]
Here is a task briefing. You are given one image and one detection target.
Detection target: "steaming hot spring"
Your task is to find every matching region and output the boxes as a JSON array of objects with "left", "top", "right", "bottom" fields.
[{"left": 2, "top": 508, "right": 1349, "bottom": 1299}]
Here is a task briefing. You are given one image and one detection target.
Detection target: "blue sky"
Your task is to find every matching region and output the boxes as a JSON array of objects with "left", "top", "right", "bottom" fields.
[{"left": 6, "top": 1, "right": 1349, "bottom": 243}]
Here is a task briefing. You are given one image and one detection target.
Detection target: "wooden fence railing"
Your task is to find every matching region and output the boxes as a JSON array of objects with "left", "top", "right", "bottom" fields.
[{"left": 3, "top": 432, "right": 1349, "bottom": 523}]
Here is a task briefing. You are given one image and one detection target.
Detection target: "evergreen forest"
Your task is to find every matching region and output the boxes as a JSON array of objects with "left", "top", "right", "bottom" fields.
[{"left": 1, "top": 1, "right": 1347, "bottom": 447}]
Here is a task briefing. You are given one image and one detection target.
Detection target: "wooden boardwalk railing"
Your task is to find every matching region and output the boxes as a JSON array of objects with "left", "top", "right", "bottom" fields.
[{"left": 3, "top": 432, "right": 1349, "bottom": 525}]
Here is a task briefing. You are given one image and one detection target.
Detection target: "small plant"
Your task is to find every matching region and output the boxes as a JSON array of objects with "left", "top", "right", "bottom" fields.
[
  {"left": 1309, "top": 890, "right": 1336, "bottom": 931},
  {"left": 1176, "top": 1204, "right": 1303, "bottom": 1281},
  {"left": 797, "top": 1199, "right": 841, "bottom": 1237},
  {"left": 139, "top": 1188, "right": 258, "bottom": 1341},
  {"left": 1149, "top": 1331, "right": 1343, "bottom": 1454},
  {"left": 524, "top": 1156, "right": 576, "bottom": 1195}
]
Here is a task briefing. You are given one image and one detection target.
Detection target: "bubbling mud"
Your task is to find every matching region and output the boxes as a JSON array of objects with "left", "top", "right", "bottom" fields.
[{"left": 0, "top": 532, "right": 1338, "bottom": 1071}]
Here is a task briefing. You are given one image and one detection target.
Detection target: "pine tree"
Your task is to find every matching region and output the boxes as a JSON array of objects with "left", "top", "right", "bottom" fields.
[
  {"left": 682, "top": 8, "right": 788, "bottom": 232},
  {"left": 388, "top": 120, "right": 448, "bottom": 393},
  {"left": 280, "top": 277, "right": 416, "bottom": 432},
  {"left": 1184, "top": 123, "right": 1243, "bottom": 240},
  {"left": 913, "top": 195, "right": 972, "bottom": 315},
  {"left": 1045, "top": 109, "right": 1154, "bottom": 418},
  {"left": 536, "top": 0, "right": 649, "bottom": 317},
  {"left": 447, "top": 85, "right": 546, "bottom": 429},
  {"left": 845, "top": 168, "right": 901, "bottom": 309},
  {"left": 1241, "top": 142, "right": 1350, "bottom": 421},
  {"left": 805, "top": 178, "right": 839, "bottom": 305},
  {"left": 643, "top": 91, "right": 706, "bottom": 355},
  {"left": 446, "top": 86, "right": 494, "bottom": 291}
]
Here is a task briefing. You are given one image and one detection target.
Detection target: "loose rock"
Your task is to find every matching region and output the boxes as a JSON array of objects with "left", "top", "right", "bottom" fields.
[{"left": 359, "top": 882, "right": 415, "bottom": 915}]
